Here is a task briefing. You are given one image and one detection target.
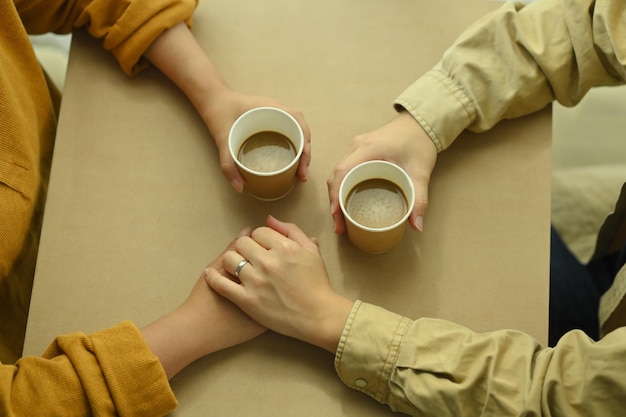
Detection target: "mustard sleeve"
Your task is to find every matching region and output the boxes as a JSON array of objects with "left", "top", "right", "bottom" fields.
[
  {"left": 394, "top": 0, "right": 626, "bottom": 152},
  {"left": 0, "top": 321, "right": 177, "bottom": 417},
  {"left": 335, "top": 301, "right": 626, "bottom": 417},
  {"left": 16, "top": 0, "right": 198, "bottom": 75}
]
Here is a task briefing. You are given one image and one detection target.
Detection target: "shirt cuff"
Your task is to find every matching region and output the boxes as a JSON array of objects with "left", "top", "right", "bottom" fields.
[
  {"left": 334, "top": 301, "right": 411, "bottom": 403},
  {"left": 45, "top": 321, "right": 178, "bottom": 416},
  {"left": 394, "top": 67, "right": 477, "bottom": 152},
  {"left": 74, "top": 0, "right": 198, "bottom": 76}
]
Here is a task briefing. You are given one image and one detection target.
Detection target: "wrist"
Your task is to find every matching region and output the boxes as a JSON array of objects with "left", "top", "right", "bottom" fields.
[
  {"left": 141, "top": 310, "right": 197, "bottom": 380},
  {"left": 184, "top": 69, "right": 233, "bottom": 117},
  {"left": 395, "top": 111, "right": 437, "bottom": 147},
  {"left": 305, "top": 297, "right": 355, "bottom": 353},
  {"left": 141, "top": 301, "right": 222, "bottom": 380}
]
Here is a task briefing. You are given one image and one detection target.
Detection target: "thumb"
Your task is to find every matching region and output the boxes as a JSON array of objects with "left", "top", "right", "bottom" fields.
[
  {"left": 218, "top": 146, "right": 245, "bottom": 193},
  {"left": 408, "top": 176, "right": 429, "bottom": 232}
]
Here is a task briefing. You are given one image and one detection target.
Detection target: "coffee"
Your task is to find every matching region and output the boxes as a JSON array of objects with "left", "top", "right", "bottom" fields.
[
  {"left": 238, "top": 131, "right": 296, "bottom": 173},
  {"left": 346, "top": 178, "right": 408, "bottom": 229}
]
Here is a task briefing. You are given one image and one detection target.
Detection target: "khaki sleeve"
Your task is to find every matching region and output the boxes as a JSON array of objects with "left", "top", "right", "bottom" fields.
[
  {"left": 16, "top": 0, "right": 198, "bottom": 75},
  {"left": 0, "top": 321, "right": 177, "bottom": 417},
  {"left": 335, "top": 301, "right": 626, "bottom": 417},
  {"left": 395, "top": 0, "right": 626, "bottom": 151}
]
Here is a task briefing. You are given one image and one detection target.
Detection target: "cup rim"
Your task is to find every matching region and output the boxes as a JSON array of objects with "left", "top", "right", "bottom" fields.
[
  {"left": 229, "top": 107, "right": 304, "bottom": 177},
  {"left": 339, "top": 160, "right": 415, "bottom": 232}
]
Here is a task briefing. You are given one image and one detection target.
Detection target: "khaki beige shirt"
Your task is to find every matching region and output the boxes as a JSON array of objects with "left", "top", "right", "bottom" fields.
[{"left": 336, "top": 0, "right": 626, "bottom": 415}]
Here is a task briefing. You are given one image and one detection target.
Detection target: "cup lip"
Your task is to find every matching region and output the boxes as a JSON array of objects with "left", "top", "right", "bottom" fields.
[
  {"left": 229, "top": 107, "right": 304, "bottom": 177},
  {"left": 339, "top": 160, "right": 415, "bottom": 232}
]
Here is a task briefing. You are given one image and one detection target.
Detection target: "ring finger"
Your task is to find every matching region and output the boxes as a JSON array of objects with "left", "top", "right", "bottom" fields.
[{"left": 223, "top": 251, "right": 251, "bottom": 281}]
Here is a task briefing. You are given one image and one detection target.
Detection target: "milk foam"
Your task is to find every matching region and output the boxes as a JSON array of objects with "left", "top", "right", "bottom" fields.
[
  {"left": 346, "top": 179, "right": 407, "bottom": 228},
  {"left": 238, "top": 131, "right": 296, "bottom": 173}
]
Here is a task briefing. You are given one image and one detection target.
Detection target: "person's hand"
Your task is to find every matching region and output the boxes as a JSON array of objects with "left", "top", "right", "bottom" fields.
[
  {"left": 205, "top": 216, "right": 354, "bottom": 353},
  {"left": 327, "top": 111, "right": 437, "bottom": 233},
  {"left": 178, "top": 243, "right": 268, "bottom": 351},
  {"left": 141, "top": 228, "right": 266, "bottom": 379},
  {"left": 143, "top": 23, "right": 311, "bottom": 195},
  {"left": 200, "top": 89, "right": 311, "bottom": 193}
]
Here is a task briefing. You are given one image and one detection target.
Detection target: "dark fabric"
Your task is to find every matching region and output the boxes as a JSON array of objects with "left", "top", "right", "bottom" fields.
[{"left": 549, "top": 226, "right": 626, "bottom": 346}]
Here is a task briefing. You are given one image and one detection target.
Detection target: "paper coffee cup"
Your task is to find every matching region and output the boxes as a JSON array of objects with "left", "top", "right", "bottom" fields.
[
  {"left": 229, "top": 107, "right": 304, "bottom": 200},
  {"left": 339, "top": 160, "right": 415, "bottom": 254}
]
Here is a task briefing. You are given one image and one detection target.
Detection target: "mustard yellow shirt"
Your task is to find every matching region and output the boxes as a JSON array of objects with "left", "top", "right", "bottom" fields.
[
  {"left": 336, "top": 1, "right": 626, "bottom": 415},
  {"left": 0, "top": 0, "right": 197, "bottom": 361},
  {"left": 0, "top": 321, "right": 177, "bottom": 416},
  {"left": 1, "top": 0, "right": 194, "bottom": 413}
]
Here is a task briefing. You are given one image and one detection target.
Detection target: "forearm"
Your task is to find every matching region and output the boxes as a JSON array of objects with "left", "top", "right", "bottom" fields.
[{"left": 145, "top": 22, "right": 231, "bottom": 117}]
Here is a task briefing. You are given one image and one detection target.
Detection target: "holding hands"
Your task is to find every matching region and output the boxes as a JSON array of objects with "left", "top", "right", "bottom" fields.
[
  {"left": 327, "top": 111, "right": 438, "bottom": 233},
  {"left": 141, "top": 229, "right": 266, "bottom": 380},
  {"left": 206, "top": 216, "right": 354, "bottom": 353}
]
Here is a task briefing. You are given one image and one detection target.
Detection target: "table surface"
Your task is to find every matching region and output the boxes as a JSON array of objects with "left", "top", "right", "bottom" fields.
[{"left": 25, "top": 0, "right": 552, "bottom": 415}]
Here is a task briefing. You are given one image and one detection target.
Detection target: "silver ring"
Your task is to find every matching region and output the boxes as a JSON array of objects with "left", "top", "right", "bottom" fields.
[{"left": 234, "top": 259, "right": 250, "bottom": 278}]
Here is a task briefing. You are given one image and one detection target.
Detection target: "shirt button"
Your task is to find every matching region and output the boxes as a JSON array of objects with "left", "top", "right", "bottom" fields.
[{"left": 354, "top": 378, "right": 368, "bottom": 388}]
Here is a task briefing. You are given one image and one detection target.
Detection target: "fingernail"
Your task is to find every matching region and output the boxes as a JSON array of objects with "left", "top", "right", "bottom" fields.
[
  {"left": 414, "top": 216, "right": 424, "bottom": 232},
  {"left": 231, "top": 178, "right": 243, "bottom": 193}
]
